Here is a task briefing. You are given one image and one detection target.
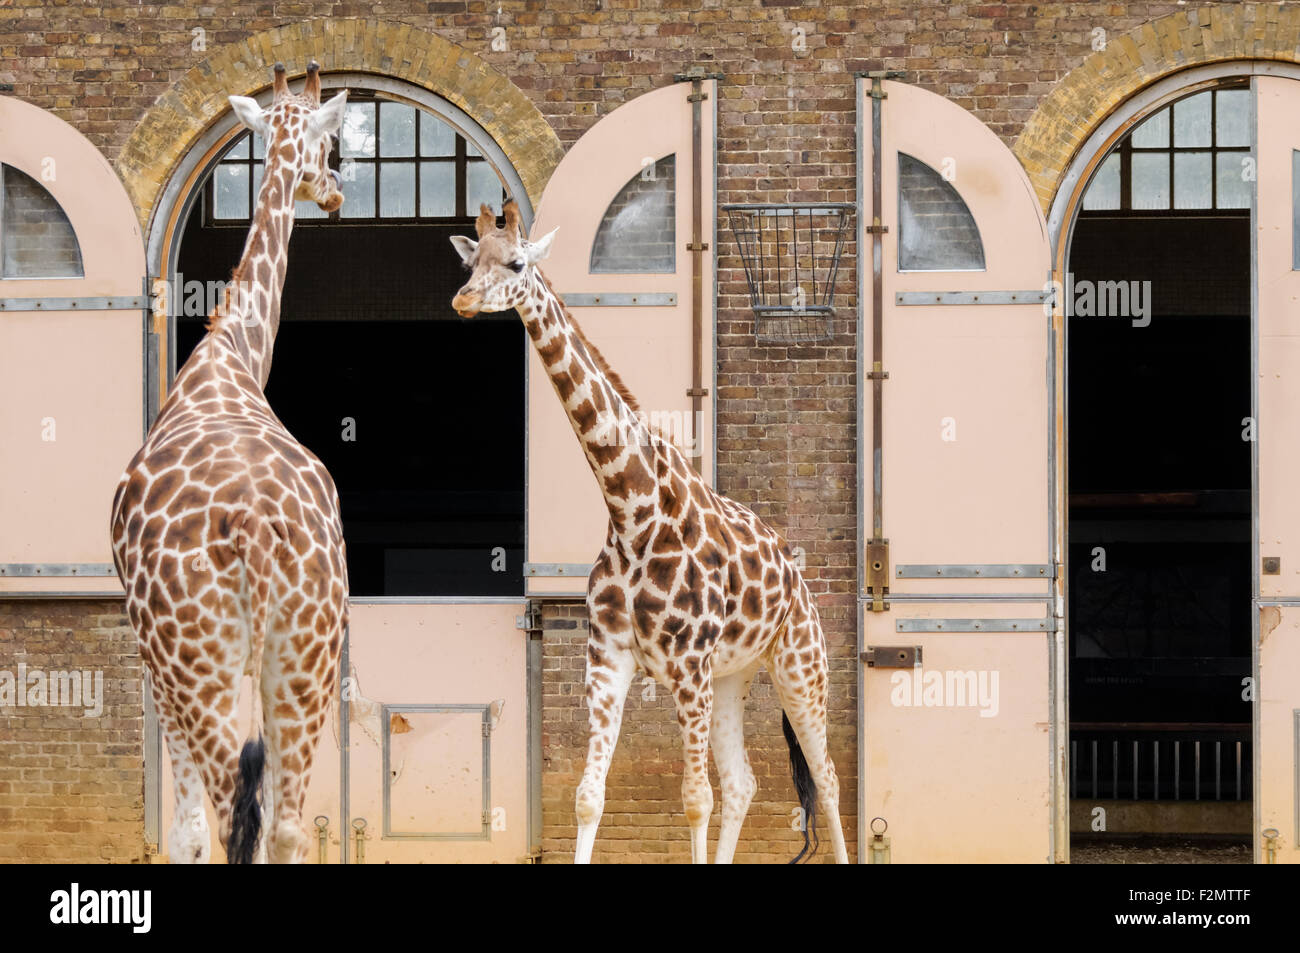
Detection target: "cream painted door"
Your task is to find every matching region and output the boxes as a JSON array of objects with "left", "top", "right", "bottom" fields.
[
  {"left": 525, "top": 79, "right": 716, "bottom": 596},
  {"left": 343, "top": 601, "right": 530, "bottom": 863},
  {"left": 0, "top": 97, "right": 146, "bottom": 596},
  {"left": 858, "top": 79, "right": 1056, "bottom": 862},
  {"left": 1253, "top": 75, "right": 1300, "bottom": 864}
]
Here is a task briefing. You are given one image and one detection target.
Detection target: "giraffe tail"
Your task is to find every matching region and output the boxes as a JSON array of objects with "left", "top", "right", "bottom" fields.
[
  {"left": 782, "top": 712, "right": 820, "bottom": 864},
  {"left": 227, "top": 509, "right": 273, "bottom": 864},
  {"left": 227, "top": 735, "right": 265, "bottom": 864}
]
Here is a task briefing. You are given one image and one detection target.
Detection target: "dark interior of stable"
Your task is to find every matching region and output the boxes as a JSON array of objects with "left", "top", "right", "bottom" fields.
[
  {"left": 1068, "top": 213, "right": 1252, "bottom": 806},
  {"left": 174, "top": 207, "right": 526, "bottom": 598}
]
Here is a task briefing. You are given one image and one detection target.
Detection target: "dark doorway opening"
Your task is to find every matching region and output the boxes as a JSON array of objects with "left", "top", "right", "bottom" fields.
[
  {"left": 1067, "top": 87, "right": 1252, "bottom": 843},
  {"left": 174, "top": 205, "right": 524, "bottom": 598}
]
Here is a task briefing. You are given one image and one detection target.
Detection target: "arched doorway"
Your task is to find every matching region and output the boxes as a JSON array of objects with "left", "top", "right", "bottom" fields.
[
  {"left": 143, "top": 72, "right": 538, "bottom": 863},
  {"left": 1051, "top": 62, "right": 1300, "bottom": 862},
  {"left": 1065, "top": 80, "right": 1253, "bottom": 849}
]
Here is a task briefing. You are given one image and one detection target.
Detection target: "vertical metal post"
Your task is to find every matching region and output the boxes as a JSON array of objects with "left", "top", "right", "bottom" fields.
[
  {"left": 863, "top": 71, "right": 902, "bottom": 612},
  {"left": 674, "top": 69, "right": 722, "bottom": 476},
  {"left": 340, "top": 622, "right": 350, "bottom": 864}
]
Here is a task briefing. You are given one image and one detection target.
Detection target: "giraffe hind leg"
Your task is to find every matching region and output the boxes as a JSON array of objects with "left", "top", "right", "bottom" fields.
[
  {"left": 710, "top": 663, "right": 760, "bottom": 864},
  {"left": 768, "top": 613, "right": 850, "bottom": 864}
]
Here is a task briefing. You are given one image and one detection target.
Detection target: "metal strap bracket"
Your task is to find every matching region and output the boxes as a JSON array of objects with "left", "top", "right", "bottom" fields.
[
  {"left": 895, "top": 618, "right": 1057, "bottom": 633},
  {"left": 562, "top": 292, "right": 677, "bottom": 308},
  {"left": 523, "top": 563, "right": 593, "bottom": 578},
  {"left": 895, "top": 290, "right": 1052, "bottom": 306},
  {"left": 0, "top": 296, "right": 146, "bottom": 312},
  {"left": 0, "top": 563, "right": 118, "bottom": 577},
  {"left": 896, "top": 564, "right": 1052, "bottom": 579}
]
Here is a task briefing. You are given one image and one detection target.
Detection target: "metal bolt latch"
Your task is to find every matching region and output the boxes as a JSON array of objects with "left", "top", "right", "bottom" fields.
[
  {"left": 314, "top": 815, "right": 330, "bottom": 864},
  {"left": 1262, "top": 828, "right": 1280, "bottom": 864},
  {"left": 868, "top": 817, "right": 891, "bottom": 864},
  {"left": 352, "top": 817, "right": 368, "bottom": 865}
]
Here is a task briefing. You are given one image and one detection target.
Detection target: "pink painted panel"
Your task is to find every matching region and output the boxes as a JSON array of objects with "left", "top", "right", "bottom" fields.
[
  {"left": 862, "top": 602, "right": 1052, "bottom": 862},
  {"left": 1254, "top": 76, "right": 1300, "bottom": 862},
  {"left": 0, "top": 97, "right": 145, "bottom": 587},
  {"left": 526, "top": 81, "right": 715, "bottom": 595},
  {"left": 346, "top": 601, "right": 529, "bottom": 862},
  {"left": 0, "top": 310, "right": 140, "bottom": 583},
  {"left": 865, "top": 81, "right": 1051, "bottom": 596}
]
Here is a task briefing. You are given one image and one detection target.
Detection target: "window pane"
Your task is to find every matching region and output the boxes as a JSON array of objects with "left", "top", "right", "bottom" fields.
[
  {"left": 1082, "top": 152, "right": 1121, "bottom": 210},
  {"left": 1216, "top": 153, "right": 1251, "bottom": 210},
  {"left": 379, "top": 161, "right": 416, "bottom": 217},
  {"left": 1173, "top": 92, "right": 1212, "bottom": 147},
  {"left": 467, "top": 161, "right": 503, "bottom": 215},
  {"left": 379, "top": 103, "right": 416, "bottom": 157},
  {"left": 1293, "top": 151, "right": 1300, "bottom": 270},
  {"left": 339, "top": 161, "right": 375, "bottom": 218},
  {"left": 466, "top": 139, "right": 482, "bottom": 157},
  {"left": 1, "top": 164, "right": 84, "bottom": 278},
  {"left": 419, "top": 115, "right": 456, "bottom": 156},
  {"left": 897, "top": 152, "right": 985, "bottom": 271},
  {"left": 251, "top": 162, "right": 263, "bottom": 203},
  {"left": 1131, "top": 108, "right": 1169, "bottom": 148},
  {"left": 1131, "top": 153, "right": 1170, "bottom": 210},
  {"left": 213, "top": 163, "right": 250, "bottom": 219},
  {"left": 1174, "top": 151, "right": 1212, "bottom": 209},
  {"left": 419, "top": 162, "right": 455, "bottom": 217},
  {"left": 1216, "top": 89, "right": 1250, "bottom": 147},
  {"left": 224, "top": 135, "right": 249, "bottom": 160},
  {"left": 591, "top": 154, "right": 676, "bottom": 273},
  {"left": 341, "top": 102, "right": 376, "bottom": 158},
  {"left": 252, "top": 134, "right": 265, "bottom": 160}
]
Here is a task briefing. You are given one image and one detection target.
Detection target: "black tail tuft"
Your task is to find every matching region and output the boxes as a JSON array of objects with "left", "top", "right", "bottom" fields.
[
  {"left": 782, "top": 712, "right": 820, "bottom": 864},
  {"left": 227, "top": 736, "right": 265, "bottom": 864}
]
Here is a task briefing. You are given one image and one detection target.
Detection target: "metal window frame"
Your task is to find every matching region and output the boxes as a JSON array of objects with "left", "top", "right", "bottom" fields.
[
  {"left": 380, "top": 702, "right": 492, "bottom": 842},
  {"left": 201, "top": 94, "right": 502, "bottom": 227}
]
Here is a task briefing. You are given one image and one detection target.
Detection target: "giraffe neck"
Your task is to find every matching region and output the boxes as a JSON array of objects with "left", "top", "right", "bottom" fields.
[
  {"left": 209, "top": 155, "right": 297, "bottom": 389},
  {"left": 518, "top": 271, "right": 662, "bottom": 539}
]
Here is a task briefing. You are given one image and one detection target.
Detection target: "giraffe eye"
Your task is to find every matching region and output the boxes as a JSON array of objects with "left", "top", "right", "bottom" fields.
[{"left": 508, "top": 260, "right": 524, "bottom": 273}]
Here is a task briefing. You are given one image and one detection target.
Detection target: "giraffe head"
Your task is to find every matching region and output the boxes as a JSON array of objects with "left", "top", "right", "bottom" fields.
[
  {"left": 450, "top": 200, "right": 558, "bottom": 316},
  {"left": 227, "top": 62, "right": 347, "bottom": 213}
]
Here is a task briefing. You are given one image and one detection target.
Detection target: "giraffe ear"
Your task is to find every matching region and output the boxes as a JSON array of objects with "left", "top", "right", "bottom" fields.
[
  {"left": 450, "top": 235, "right": 478, "bottom": 264},
  {"left": 309, "top": 91, "right": 348, "bottom": 138},
  {"left": 523, "top": 227, "right": 558, "bottom": 265},
  {"left": 228, "top": 96, "right": 270, "bottom": 139}
]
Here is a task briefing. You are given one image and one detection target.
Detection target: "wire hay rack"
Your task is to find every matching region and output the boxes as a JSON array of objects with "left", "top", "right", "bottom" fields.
[{"left": 723, "top": 202, "right": 854, "bottom": 344}]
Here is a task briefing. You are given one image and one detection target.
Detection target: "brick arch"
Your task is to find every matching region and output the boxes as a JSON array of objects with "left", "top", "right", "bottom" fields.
[
  {"left": 116, "top": 17, "right": 564, "bottom": 231},
  {"left": 1014, "top": 4, "right": 1300, "bottom": 212}
]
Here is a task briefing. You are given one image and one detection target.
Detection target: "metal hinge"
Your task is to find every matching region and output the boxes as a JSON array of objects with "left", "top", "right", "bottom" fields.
[
  {"left": 863, "top": 69, "right": 906, "bottom": 98},
  {"left": 515, "top": 600, "right": 543, "bottom": 633},
  {"left": 861, "top": 645, "right": 922, "bottom": 668},
  {"left": 483, "top": 721, "right": 492, "bottom": 738},
  {"left": 866, "top": 538, "right": 890, "bottom": 612}
]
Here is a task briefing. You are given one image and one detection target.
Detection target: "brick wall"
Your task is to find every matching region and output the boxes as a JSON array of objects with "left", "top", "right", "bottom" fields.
[
  {"left": 1, "top": 164, "right": 83, "bottom": 278},
  {"left": 0, "top": 0, "right": 1278, "bottom": 864},
  {"left": 0, "top": 600, "right": 144, "bottom": 863}
]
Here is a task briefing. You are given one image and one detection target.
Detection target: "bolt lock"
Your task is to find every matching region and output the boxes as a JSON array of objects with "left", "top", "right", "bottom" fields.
[
  {"left": 868, "top": 816, "right": 891, "bottom": 864},
  {"left": 352, "top": 817, "right": 368, "bottom": 865},
  {"left": 1262, "top": 828, "right": 1280, "bottom": 864},
  {"left": 314, "top": 815, "right": 330, "bottom": 864}
]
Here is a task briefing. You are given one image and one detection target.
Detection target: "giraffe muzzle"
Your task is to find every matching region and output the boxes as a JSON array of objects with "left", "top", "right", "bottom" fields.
[{"left": 452, "top": 292, "right": 482, "bottom": 317}]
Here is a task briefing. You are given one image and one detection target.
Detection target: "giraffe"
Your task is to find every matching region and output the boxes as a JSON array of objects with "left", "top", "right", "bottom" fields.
[
  {"left": 451, "top": 201, "right": 849, "bottom": 864},
  {"left": 110, "top": 63, "right": 349, "bottom": 864}
]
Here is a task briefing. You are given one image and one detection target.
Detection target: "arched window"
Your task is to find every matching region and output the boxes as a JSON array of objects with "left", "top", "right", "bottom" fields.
[
  {"left": 589, "top": 154, "right": 676, "bottom": 273},
  {"left": 0, "top": 163, "right": 84, "bottom": 278},
  {"left": 897, "top": 153, "right": 985, "bottom": 272},
  {"left": 1082, "top": 87, "right": 1252, "bottom": 211},
  {"left": 206, "top": 97, "right": 507, "bottom": 223}
]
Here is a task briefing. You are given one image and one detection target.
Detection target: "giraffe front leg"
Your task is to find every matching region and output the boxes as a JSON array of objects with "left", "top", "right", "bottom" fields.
[
  {"left": 574, "top": 631, "right": 637, "bottom": 864},
  {"left": 711, "top": 663, "right": 760, "bottom": 864},
  {"left": 673, "top": 664, "right": 714, "bottom": 864}
]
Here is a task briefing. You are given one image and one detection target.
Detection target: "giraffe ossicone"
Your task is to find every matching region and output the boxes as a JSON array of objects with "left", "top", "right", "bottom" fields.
[
  {"left": 112, "top": 62, "right": 350, "bottom": 864},
  {"left": 452, "top": 201, "right": 849, "bottom": 864}
]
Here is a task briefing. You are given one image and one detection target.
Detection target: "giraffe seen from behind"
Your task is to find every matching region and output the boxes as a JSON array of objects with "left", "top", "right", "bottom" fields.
[
  {"left": 451, "top": 201, "right": 849, "bottom": 864},
  {"left": 111, "top": 63, "right": 349, "bottom": 864}
]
